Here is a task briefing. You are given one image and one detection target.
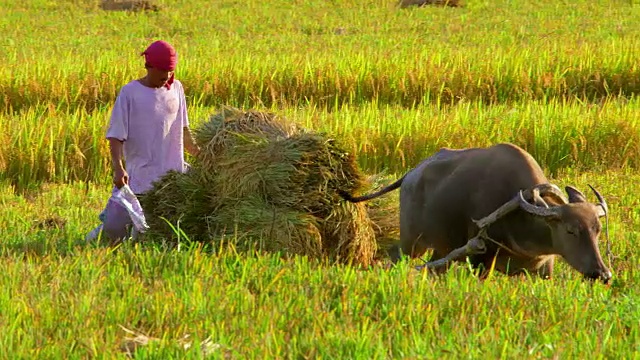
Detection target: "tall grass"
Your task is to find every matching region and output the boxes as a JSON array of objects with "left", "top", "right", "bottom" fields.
[
  {"left": 2, "top": 99, "right": 638, "bottom": 190},
  {"left": 0, "top": 105, "right": 111, "bottom": 190},
  {"left": 287, "top": 98, "right": 640, "bottom": 175},
  {"left": 1, "top": 0, "right": 640, "bottom": 111}
]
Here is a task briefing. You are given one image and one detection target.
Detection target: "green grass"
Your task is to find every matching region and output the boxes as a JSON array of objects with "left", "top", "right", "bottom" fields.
[
  {"left": 3, "top": 0, "right": 640, "bottom": 357},
  {"left": 0, "top": 171, "right": 638, "bottom": 358}
]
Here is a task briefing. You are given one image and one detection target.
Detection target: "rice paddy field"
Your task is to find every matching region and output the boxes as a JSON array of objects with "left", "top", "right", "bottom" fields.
[{"left": 2, "top": 0, "right": 640, "bottom": 358}]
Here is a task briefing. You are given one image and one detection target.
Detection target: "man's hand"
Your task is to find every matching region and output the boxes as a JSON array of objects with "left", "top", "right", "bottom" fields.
[
  {"left": 113, "top": 168, "right": 129, "bottom": 189},
  {"left": 108, "top": 137, "right": 128, "bottom": 189},
  {"left": 183, "top": 126, "right": 201, "bottom": 157}
]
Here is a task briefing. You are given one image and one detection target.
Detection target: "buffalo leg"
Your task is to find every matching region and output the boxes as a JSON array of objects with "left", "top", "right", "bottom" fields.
[
  {"left": 415, "top": 234, "right": 487, "bottom": 272},
  {"left": 388, "top": 244, "right": 402, "bottom": 264},
  {"left": 388, "top": 240, "right": 431, "bottom": 265},
  {"left": 536, "top": 257, "right": 554, "bottom": 279}
]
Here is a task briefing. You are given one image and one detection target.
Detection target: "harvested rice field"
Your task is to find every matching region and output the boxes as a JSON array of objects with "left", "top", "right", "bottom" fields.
[{"left": 1, "top": 0, "right": 640, "bottom": 358}]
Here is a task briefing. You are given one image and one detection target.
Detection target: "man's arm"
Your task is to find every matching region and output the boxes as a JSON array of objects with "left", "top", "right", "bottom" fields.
[
  {"left": 106, "top": 86, "right": 130, "bottom": 188},
  {"left": 176, "top": 81, "right": 199, "bottom": 157},
  {"left": 109, "top": 138, "right": 125, "bottom": 171},
  {"left": 109, "top": 137, "right": 128, "bottom": 188},
  {"left": 184, "top": 126, "right": 200, "bottom": 157}
]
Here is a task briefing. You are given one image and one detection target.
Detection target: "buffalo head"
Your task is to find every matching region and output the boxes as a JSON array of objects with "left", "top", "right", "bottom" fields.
[{"left": 517, "top": 184, "right": 612, "bottom": 283}]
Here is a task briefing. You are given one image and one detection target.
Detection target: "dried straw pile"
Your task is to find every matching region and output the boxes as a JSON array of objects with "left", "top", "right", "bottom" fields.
[
  {"left": 99, "top": 0, "right": 160, "bottom": 12},
  {"left": 139, "top": 107, "right": 398, "bottom": 267},
  {"left": 398, "top": 0, "right": 463, "bottom": 8}
]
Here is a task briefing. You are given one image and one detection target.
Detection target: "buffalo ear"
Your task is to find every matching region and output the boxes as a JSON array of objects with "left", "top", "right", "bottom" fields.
[
  {"left": 594, "top": 204, "right": 607, "bottom": 218},
  {"left": 565, "top": 186, "right": 587, "bottom": 203}
]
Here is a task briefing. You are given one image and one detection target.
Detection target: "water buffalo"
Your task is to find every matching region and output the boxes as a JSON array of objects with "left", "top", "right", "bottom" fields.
[{"left": 339, "top": 143, "right": 612, "bottom": 283}]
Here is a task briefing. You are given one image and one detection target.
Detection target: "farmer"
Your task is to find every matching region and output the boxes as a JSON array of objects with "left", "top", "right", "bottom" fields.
[{"left": 86, "top": 40, "right": 200, "bottom": 244}]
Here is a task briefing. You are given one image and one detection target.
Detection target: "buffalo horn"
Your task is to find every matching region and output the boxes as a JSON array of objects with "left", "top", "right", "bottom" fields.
[
  {"left": 472, "top": 183, "right": 565, "bottom": 228},
  {"left": 532, "top": 187, "right": 549, "bottom": 208},
  {"left": 588, "top": 184, "right": 613, "bottom": 267},
  {"left": 588, "top": 184, "right": 608, "bottom": 216},
  {"left": 518, "top": 190, "right": 561, "bottom": 218},
  {"left": 534, "top": 183, "right": 568, "bottom": 205}
]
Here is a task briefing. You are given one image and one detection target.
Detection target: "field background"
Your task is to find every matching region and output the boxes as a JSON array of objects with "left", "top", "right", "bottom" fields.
[{"left": 2, "top": 0, "right": 640, "bottom": 358}]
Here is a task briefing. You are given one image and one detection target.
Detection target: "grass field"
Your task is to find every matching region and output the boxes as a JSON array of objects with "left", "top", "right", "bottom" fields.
[{"left": 2, "top": 0, "right": 640, "bottom": 358}]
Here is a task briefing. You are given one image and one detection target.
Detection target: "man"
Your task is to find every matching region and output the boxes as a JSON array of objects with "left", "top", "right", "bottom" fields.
[{"left": 86, "top": 40, "right": 200, "bottom": 244}]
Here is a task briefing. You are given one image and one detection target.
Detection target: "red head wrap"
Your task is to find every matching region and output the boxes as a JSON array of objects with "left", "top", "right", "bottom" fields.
[{"left": 141, "top": 40, "right": 177, "bottom": 89}]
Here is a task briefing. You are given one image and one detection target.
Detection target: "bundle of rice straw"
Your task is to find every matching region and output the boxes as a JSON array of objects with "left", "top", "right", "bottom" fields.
[{"left": 139, "top": 107, "right": 399, "bottom": 267}]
